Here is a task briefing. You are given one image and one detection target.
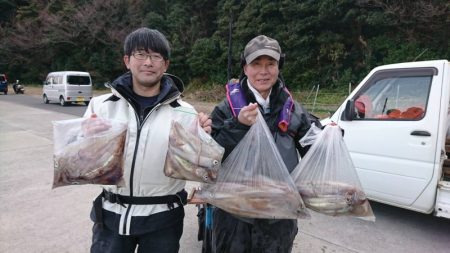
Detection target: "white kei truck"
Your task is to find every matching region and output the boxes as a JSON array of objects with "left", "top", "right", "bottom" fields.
[{"left": 322, "top": 59, "right": 450, "bottom": 219}]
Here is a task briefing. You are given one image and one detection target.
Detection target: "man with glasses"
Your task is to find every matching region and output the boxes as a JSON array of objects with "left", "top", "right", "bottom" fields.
[{"left": 84, "top": 27, "right": 211, "bottom": 253}]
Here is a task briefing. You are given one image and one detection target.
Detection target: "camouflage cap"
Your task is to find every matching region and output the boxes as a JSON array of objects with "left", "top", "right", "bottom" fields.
[{"left": 243, "top": 35, "right": 281, "bottom": 64}]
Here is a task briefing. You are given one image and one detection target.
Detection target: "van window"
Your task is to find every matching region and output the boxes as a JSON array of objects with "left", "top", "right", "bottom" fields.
[
  {"left": 46, "top": 76, "right": 53, "bottom": 84},
  {"left": 67, "top": 75, "right": 91, "bottom": 85},
  {"left": 352, "top": 71, "right": 433, "bottom": 120}
]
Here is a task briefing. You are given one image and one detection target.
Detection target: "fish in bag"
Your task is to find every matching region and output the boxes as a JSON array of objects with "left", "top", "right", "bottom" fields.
[
  {"left": 52, "top": 117, "right": 127, "bottom": 188},
  {"left": 164, "top": 111, "right": 224, "bottom": 183},
  {"left": 193, "top": 111, "right": 309, "bottom": 219},
  {"left": 291, "top": 123, "right": 375, "bottom": 221}
]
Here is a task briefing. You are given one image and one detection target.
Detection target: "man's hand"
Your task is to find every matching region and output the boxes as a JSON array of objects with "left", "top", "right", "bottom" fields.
[
  {"left": 198, "top": 112, "right": 212, "bottom": 134},
  {"left": 238, "top": 103, "right": 259, "bottom": 126},
  {"left": 81, "top": 114, "right": 111, "bottom": 137},
  {"left": 325, "top": 122, "right": 344, "bottom": 136}
]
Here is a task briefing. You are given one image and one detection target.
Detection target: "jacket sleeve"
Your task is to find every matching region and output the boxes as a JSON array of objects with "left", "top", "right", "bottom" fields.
[
  {"left": 210, "top": 100, "right": 251, "bottom": 160},
  {"left": 83, "top": 96, "right": 98, "bottom": 117}
]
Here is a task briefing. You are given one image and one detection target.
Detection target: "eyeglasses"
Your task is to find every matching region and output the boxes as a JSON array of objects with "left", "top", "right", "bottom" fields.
[{"left": 132, "top": 52, "right": 165, "bottom": 62}]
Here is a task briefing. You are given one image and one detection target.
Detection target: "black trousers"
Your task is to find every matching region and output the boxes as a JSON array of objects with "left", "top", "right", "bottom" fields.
[
  {"left": 211, "top": 208, "right": 298, "bottom": 253},
  {"left": 90, "top": 218, "right": 183, "bottom": 253}
]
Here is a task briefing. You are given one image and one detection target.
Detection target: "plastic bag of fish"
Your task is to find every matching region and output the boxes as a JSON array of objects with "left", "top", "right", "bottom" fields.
[
  {"left": 164, "top": 118, "right": 224, "bottom": 183},
  {"left": 296, "top": 181, "right": 373, "bottom": 219},
  {"left": 192, "top": 177, "right": 306, "bottom": 219},
  {"left": 52, "top": 117, "right": 127, "bottom": 188},
  {"left": 291, "top": 123, "right": 375, "bottom": 221},
  {"left": 192, "top": 112, "right": 309, "bottom": 219}
]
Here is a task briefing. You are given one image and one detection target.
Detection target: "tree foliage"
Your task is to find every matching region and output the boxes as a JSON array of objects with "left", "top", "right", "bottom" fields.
[{"left": 0, "top": 0, "right": 448, "bottom": 89}]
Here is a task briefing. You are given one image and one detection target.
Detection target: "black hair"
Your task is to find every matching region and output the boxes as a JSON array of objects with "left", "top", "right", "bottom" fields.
[{"left": 123, "top": 28, "right": 170, "bottom": 59}]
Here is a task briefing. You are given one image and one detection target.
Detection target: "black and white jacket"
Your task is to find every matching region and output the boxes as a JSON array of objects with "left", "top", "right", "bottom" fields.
[{"left": 85, "top": 72, "right": 196, "bottom": 235}]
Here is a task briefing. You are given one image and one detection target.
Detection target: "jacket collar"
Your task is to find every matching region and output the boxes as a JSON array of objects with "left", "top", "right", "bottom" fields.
[
  {"left": 240, "top": 76, "right": 289, "bottom": 110},
  {"left": 107, "top": 72, "right": 184, "bottom": 105}
]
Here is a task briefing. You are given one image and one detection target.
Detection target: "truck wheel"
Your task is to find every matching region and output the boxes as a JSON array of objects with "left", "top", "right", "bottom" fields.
[
  {"left": 43, "top": 95, "right": 49, "bottom": 104},
  {"left": 60, "top": 97, "right": 67, "bottom": 106}
]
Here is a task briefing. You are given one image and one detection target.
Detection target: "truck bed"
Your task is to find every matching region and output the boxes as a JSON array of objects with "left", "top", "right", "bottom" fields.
[
  {"left": 443, "top": 138, "right": 450, "bottom": 180},
  {"left": 434, "top": 138, "right": 450, "bottom": 219}
]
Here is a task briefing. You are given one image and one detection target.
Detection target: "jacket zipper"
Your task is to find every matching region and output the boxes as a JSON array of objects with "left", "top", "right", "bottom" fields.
[{"left": 121, "top": 93, "right": 180, "bottom": 235}]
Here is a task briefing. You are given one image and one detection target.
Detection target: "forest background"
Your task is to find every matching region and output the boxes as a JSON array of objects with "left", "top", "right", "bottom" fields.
[{"left": 0, "top": 0, "right": 449, "bottom": 112}]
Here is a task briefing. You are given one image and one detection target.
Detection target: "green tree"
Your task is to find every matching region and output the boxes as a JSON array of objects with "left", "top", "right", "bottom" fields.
[{"left": 0, "top": 0, "right": 448, "bottom": 90}]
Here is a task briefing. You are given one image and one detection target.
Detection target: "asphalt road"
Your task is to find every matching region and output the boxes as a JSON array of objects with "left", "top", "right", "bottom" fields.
[
  {"left": 1, "top": 93, "right": 450, "bottom": 253},
  {"left": 0, "top": 92, "right": 89, "bottom": 117}
]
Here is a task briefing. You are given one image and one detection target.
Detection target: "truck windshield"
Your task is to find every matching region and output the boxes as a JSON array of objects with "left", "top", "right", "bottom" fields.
[{"left": 67, "top": 75, "right": 91, "bottom": 85}]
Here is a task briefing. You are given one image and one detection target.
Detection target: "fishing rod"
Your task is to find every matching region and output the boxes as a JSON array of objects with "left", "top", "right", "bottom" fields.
[{"left": 227, "top": 10, "right": 233, "bottom": 82}]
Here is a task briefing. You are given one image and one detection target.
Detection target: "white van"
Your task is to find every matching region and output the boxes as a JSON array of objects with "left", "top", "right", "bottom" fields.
[{"left": 43, "top": 71, "right": 93, "bottom": 106}]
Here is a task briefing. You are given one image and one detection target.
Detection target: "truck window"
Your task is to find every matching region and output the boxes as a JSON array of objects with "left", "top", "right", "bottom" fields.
[
  {"left": 67, "top": 75, "right": 91, "bottom": 85},
  {"left": 353, "top": 75, "right": 432, "bottom": 120}
]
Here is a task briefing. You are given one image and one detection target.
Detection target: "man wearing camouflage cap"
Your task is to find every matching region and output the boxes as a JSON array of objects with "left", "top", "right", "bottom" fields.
[{"left": 204, "top": 35, "right": 320, "bottom": 252}]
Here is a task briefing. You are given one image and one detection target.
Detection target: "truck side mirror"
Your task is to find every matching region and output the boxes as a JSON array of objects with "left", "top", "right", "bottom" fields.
[{"left": 342, "top": 99, "right": 355, "bottom": 121}]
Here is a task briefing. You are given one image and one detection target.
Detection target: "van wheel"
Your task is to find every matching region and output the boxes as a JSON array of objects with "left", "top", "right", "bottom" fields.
[
  {"left": 60, "top": 97, "right": 67, "bottom": 106},
  {"left": 43, "top": 94, "right": 49, "bottom": 104}
]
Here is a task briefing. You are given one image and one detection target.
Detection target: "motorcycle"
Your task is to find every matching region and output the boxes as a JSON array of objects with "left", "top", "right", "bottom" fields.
[{"left": 13, "top": 80, "right": 25, "bottom": 94}]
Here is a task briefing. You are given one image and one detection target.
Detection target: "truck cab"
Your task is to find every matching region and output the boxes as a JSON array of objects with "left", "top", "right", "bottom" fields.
[{"left": 324, "top": 60, "right": 450, "bottom": 218}]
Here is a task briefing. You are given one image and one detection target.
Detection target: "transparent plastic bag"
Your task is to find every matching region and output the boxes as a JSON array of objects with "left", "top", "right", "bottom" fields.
[
  {"left": 52, "top": 117, "right": 127, "bottom": 188},
  {"left": 291, "top": 124, "right": 376, "bottom": 221},
  {"left": 164, "top": 111, "right": 224, "bottom": 183},
  {"left": 193, "top": 111, "right": 308, "bottom": 219},
  {"left": 299, "top": 122, "right": 323, "bottom": 147}
]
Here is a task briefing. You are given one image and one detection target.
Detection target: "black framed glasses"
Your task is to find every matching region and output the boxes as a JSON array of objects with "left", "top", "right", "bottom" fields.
[{"left": 132, "top": 52, "right": 165, "bottom": 62}]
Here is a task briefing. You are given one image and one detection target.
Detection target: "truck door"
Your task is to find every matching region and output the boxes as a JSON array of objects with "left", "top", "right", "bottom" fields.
[{"left": 336, "top": 67, "right": 441, "bottom": 209}]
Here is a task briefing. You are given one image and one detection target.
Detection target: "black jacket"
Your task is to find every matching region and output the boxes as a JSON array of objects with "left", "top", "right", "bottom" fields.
[{"left": 210, "top": 76, "right": 319, "bottom": 173}]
